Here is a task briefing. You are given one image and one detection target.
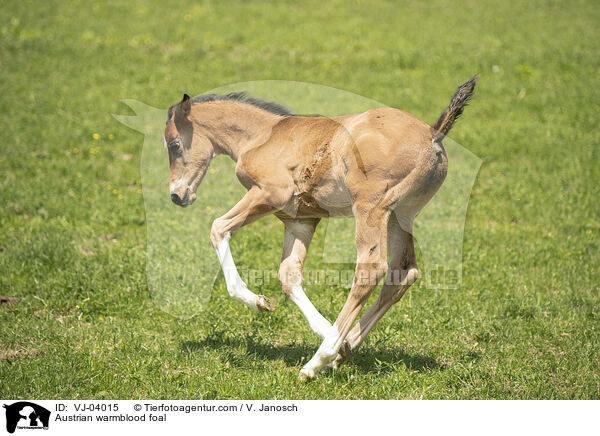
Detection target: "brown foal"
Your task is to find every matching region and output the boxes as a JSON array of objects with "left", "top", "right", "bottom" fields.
[{"left": 164, "top": 76, "right": 477, "bottom": 379}]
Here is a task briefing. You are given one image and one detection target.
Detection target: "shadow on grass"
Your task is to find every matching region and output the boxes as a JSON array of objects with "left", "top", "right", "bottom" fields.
[
  {"left": 181, "top": 330, "right": 467, "bottom": 376},
  {"left": 181, "top": 331, "right": 313, "bottom": 368}
]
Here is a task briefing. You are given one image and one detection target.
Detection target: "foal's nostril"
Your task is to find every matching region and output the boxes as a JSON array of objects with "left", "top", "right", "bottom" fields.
[{"left": 171, "top": 193, "right": 181, "bottom": 204}]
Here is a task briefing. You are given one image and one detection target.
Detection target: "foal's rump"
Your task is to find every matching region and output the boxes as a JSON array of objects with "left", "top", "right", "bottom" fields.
[{"left": 337, "top": 107, "right": 447, "bottom": 210}]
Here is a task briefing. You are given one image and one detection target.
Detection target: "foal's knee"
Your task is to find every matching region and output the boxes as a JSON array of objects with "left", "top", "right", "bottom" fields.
[
  {"left": 278, "top": 255, "right": 303, "bottom": 296},
  {"left": 210, "top": 219, "right": 228, "bottom": 250}
]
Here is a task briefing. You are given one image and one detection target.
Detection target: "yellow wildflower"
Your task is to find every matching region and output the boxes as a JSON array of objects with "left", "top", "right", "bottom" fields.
[{"left": 92, "top": 133, "right": 100, "bottom": 140}]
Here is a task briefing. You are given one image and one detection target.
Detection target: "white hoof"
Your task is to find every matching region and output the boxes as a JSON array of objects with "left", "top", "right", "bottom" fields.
[
  {"left": 299, "top": 367, "right": 316, "bottom": 381},
  {"left": 256, "top": 295, "right": 275, "bottom": 312}
]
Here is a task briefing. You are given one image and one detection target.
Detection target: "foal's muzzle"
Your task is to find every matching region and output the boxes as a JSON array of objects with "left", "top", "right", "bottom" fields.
[{"left": 170, "top": 188, "right": 196, "bottom": 207}]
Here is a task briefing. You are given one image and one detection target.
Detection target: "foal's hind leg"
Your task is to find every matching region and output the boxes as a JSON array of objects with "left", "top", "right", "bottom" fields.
[
  {"left": 210, "top": 187, "right": 276, "bottom": 312},
  {"left": 279, "top": 219, "right": 333, "bottom": 339},
  {"left": 299, "top": 202, "right": 390, "bottom": 380},
  {"left": 330, "top": 214, "right": 418, "bottom": 369}
]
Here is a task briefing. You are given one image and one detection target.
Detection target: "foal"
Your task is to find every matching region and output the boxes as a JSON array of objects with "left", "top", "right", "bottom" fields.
[{"left": 164, "top": 77, "right": 477, "bottom": 379}]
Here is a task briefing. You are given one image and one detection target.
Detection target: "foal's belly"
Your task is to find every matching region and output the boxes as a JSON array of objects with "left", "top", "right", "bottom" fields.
[
  {"left": 291, "top": 175, "right": 354, "bottom": 218},
  {"left": 311, "top": 180, "right": 353, "bottom": 217}
]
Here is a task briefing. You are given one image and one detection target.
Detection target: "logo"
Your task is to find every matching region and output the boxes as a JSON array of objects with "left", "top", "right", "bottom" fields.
[{"left": 3, "top": 402, "right": 50, "bottom": 434}]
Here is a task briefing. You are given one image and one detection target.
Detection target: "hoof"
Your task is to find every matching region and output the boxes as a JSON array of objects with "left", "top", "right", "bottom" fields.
[
  {"left": 329, "top": 355, "right": 343, "bottom": 370},
  {"left": 339, "top": 341, "right": 352, "bottom": 360},
  {"left": 256, "top": 295, "right": 275, "bottom": 312},
  {"left": 298, "top": 368, "right": 316, "bottom": 381},
  {"left": 327, "top": 342, "right": 352, "bottom": 370}
]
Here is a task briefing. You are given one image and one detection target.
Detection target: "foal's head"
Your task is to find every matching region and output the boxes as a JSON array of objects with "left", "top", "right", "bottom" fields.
[{"left": 164, "top": 94, "right": 214, "bottom": 207}]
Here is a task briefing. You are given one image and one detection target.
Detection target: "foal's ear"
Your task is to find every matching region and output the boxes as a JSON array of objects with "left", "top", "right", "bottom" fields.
[{"left": 176, "top": 93, "right": 191, "bottom": 119}]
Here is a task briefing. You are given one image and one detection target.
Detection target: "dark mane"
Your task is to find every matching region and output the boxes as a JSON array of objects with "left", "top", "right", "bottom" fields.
[{"left": 167, "top": 92, "right": 294, "bottom": 120}]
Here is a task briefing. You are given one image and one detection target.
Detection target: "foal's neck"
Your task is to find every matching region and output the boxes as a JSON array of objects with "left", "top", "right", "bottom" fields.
[{"left": 193, "top": 101, "right": 285, "bottom": 162}]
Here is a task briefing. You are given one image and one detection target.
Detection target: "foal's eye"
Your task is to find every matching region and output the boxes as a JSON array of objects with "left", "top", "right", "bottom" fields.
[{"left": 169, "top": 140, "right": 182, "bottom": 152}]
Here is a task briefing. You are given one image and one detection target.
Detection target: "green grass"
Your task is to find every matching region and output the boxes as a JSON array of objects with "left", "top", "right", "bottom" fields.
[{"left": 1, "top": 0, "right": 599, "bottom": 399}]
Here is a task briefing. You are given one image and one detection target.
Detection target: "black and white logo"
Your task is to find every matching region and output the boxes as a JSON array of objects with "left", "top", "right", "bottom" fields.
[{"left": 3, "top": 402, "right": 50, "bottom": 433}]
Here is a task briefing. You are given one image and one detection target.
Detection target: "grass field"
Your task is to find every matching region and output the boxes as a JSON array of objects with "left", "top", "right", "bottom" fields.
[{"left": 1, "top": 0, "right": 599, "bottom": 399}]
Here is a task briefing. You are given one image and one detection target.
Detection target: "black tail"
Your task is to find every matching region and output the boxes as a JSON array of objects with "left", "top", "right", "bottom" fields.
[{"left": 432, "top": 75, "right": 478, "bottom": 143}]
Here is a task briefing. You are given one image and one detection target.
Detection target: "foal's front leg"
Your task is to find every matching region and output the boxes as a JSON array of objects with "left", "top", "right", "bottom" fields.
[
  {"left": 210, "top": 187, "right": 275, "bottom": 312},
  {"left": 299, "top": 203, "right": 390, "bottom": 380}
]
